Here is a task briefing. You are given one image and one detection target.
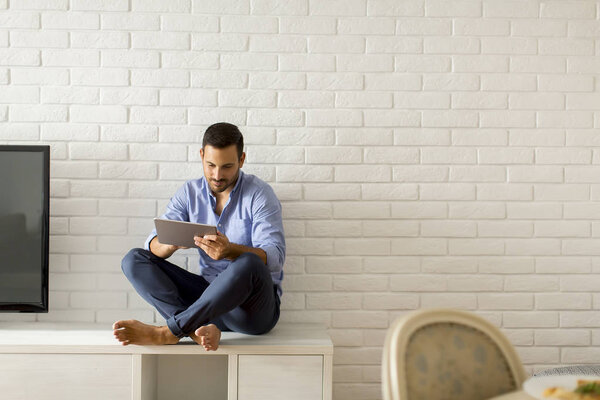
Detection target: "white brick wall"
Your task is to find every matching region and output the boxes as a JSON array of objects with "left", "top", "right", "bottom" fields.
[{"left": 1, "top": 0, "right": 600, "bottom": 398}]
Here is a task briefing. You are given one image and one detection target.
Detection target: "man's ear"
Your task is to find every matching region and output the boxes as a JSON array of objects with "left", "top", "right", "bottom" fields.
[
  {"left": 239, "top": 152, "right": 246, "bottom": 168},
  {"left": 199, "top": 148, "right": 204, "bottom": 160}
]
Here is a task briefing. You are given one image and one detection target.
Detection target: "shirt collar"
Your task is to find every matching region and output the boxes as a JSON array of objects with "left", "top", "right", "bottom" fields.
[{"left": 231, "top": 169, "right": 244, "bottom": 194}]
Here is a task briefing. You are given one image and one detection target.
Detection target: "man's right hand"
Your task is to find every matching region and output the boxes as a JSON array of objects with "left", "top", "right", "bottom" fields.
[
  {"left": 169, "top": 244, "right": 190, "bottom": 251},
  {"left": 149, "top": 237, "right": 188, "bottom": 259}
]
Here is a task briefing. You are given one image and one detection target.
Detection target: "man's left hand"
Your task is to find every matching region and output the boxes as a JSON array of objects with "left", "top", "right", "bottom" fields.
[{"left": 195, "top": 231, "right": 232, "bottom": 260}]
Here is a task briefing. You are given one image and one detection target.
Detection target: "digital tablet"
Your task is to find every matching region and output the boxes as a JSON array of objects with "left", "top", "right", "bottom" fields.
[{"left": 153, "top": 218, "right": 217, "bottom": 248}]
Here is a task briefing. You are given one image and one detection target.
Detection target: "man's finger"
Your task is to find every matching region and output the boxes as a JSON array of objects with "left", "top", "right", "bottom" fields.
[
  {"left": 195, "top": 236, "right": 212, "bottom": 245},
  {"left": 197, "top": 239, "right": 219, "bottom": 253},
  {"left": 195, "top": 238, "right": 209, "bottom": 249},
  {"left": 202, "top": 234, "right": 218, "bottom": 241},
  {"left": 197, "top": 240, "right": 210, "bottom": 249}
]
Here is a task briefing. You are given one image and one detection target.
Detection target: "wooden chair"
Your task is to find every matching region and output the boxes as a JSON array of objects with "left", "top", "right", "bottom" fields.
[{"left": 382, "top": 308, "right": 533, "bottom": 400}]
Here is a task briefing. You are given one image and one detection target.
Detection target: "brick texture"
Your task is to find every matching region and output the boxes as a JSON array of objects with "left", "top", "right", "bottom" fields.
[{"left": 1, "top": 1, "right": 600, "bottom": 398}]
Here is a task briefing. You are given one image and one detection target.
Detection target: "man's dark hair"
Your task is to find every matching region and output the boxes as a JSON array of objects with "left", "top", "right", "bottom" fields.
[{"left": 202, "top": 122, "right": 244, "bottom": 159}]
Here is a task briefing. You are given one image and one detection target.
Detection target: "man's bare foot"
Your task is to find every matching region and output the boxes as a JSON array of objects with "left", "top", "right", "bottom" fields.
[
  {"left": 191, "top": 324, "right": 221, "bottom": 351},
  {"left": 112, "top": 319, "right": 179, "bottom": 346}
]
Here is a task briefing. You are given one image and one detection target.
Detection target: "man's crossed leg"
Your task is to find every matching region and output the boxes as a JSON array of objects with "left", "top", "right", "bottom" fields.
[{"left": 113, "top": 248, "right": 280, "bottom": 351}]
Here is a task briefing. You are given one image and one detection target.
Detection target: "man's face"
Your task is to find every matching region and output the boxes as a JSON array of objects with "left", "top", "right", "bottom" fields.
[{"left": 200, "top": 144, "right": 245, "bottom": 194}]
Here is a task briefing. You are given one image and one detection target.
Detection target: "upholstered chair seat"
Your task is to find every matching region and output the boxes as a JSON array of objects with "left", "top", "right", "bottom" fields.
[{"left": 383, "top": 309, "right": 531, "bottom": 400}]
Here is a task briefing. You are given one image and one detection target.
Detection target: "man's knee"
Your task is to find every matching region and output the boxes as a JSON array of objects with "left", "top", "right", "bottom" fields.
[
  {"left": 229, "top": 252, "right": 264, "bottom": 276},
  {"left": 121, "top": 248, "right": 149, "bottom": 278}
]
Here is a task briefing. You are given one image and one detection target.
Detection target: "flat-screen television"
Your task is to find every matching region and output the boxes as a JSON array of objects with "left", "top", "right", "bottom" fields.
[{"left": 0, "top": 145, "right": 49, "bottom": 312}]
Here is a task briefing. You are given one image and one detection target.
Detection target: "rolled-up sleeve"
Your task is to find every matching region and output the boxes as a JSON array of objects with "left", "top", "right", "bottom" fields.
[
  {"left": 143, "top": 183, "right": 190, "bottom": 251},
  {"left": 251, "top": 186, "right": 286, "bottom": 273}
]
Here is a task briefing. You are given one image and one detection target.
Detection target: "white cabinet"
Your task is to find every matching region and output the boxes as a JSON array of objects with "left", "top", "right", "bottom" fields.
[
  {"left": 238, "top": 355, "right": 323, "bottom": 400},
  {"left": 0, "top": 354, "right": 131, "bottom": 400},
  {"left": 0, "top": 323, "right": 333, "bottom": 400}
]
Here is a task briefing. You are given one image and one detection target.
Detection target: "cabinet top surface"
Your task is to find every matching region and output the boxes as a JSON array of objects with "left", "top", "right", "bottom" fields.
[{"left": 0, "top": 322, "right": 334, "bottom": 355}]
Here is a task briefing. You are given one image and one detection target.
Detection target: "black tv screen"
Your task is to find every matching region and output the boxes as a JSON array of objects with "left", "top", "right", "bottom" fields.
[{"left": 0, "top": 145, "right": 49, "bottom": 312}]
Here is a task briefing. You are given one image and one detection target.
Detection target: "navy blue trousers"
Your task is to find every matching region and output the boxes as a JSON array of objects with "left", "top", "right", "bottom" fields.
[{"left": 121, "top": 248, "right": 280, "bottom": 338}]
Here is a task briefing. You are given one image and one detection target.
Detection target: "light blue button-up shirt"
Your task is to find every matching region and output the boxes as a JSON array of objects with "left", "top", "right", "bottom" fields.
[{"left": 144, "top": 170, "right": 285, "bottom": 296}]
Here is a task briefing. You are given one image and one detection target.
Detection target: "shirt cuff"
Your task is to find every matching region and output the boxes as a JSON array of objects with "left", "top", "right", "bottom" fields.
[
  {"left": 262, "top": 244, "right": 282, "bottom": 273},
  {"left": 144, "top": 230, "right": 157, "bottom": 251}
]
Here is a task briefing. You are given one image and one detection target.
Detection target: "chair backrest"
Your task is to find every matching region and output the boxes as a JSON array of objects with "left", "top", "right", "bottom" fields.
[{"left": 382, "top": 308, "right": 527, "bottom": 400}]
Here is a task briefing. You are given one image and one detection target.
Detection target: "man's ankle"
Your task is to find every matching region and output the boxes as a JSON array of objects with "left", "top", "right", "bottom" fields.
[{"left": 160, "top": 326, "right": 179, "bottom": 343}]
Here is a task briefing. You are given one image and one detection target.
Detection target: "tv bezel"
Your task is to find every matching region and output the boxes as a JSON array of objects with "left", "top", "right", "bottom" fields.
[{"left": 0, "top": 145, "right": 49, "bottom": 313}]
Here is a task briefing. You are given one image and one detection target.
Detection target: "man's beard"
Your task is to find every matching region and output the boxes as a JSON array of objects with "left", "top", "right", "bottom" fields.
[
  {"left": 209, "top": 171, "right": 239, "bottom": 193},
  {"left": 210, "top": 179, "right": 230, "bottom": 193}
]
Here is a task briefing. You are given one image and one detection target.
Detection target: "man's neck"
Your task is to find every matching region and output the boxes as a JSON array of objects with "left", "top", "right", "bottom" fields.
[
  {"left": 211, "top": 173, "right": 240, "bottom": 213},
  {"left": 213, "top": 190, "right": 229, "bottom": 203}
]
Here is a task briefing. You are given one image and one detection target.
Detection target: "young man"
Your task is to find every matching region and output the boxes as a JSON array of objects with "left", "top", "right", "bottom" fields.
[{"left": 113, "top": 123, "right": 285, "bottom": 351}]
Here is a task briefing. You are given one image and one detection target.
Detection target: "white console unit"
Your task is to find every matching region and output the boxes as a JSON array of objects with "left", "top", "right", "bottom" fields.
[{"left": 0, "top": 322, "right": 333, "bottom": 400}]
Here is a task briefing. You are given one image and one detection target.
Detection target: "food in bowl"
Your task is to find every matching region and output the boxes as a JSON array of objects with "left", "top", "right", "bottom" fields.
[{"left": 544, "top": 379, "right": 600, "bottom": 400}]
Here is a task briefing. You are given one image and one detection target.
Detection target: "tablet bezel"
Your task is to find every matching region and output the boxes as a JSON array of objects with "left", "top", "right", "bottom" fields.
[{"left": 153, "top": 218, "right": 217, "bottom": 248}]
